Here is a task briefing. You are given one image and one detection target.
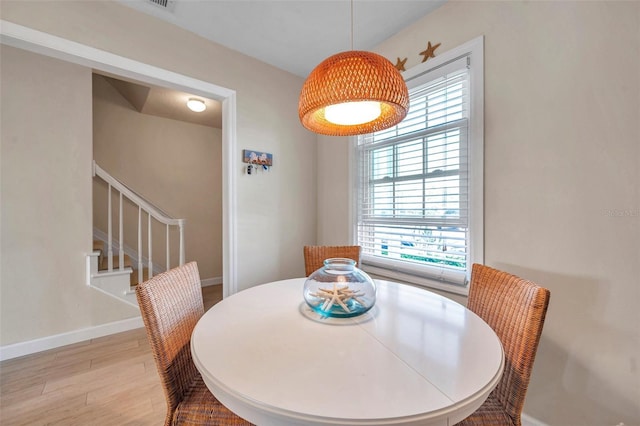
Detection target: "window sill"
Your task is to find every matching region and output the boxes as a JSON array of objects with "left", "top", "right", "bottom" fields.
[{"left": 361, "top": 263, "right": 469, "bottom": 297}]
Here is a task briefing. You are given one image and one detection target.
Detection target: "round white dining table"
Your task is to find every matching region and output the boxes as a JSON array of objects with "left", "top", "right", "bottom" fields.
[{"left": 191, "top": 278, "right": 504, "bottom": 426}]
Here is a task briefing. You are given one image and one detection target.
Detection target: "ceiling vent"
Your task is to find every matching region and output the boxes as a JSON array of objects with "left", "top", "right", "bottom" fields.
[{"left": 146, "top": 0, "right": 175, "bottom": 12}]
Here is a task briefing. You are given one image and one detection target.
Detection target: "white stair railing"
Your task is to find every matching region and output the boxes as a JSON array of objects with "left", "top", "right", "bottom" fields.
[{"left": 92, "top": 161, "right": 185, "bottom": 281}]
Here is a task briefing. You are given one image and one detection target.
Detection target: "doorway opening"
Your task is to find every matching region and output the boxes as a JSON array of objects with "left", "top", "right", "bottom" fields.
[{"left": 1, "top": 20, "right": 239, "bottom": 297}]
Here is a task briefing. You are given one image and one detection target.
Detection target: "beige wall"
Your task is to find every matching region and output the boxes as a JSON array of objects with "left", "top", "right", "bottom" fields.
[
  {"left": 317, "top": 134, "right": 351, "bottom": 245},
  {"left": 318, "top": 1, "right": 639, "bottom": 424},
  {"left": 1, "top": 1, "right": 316, "bottom": 346},
  {"left": 0, "top": 46, "right": 139, "bottom": 345},
  {"left": 4, "top": 1, "right": 637, "bottom": 422},
  {"left": 1, "top": 0, "right": 317, "bottom": 290},
  {"left": 92, "top": 74, "right": 223, "bottom": 280}
]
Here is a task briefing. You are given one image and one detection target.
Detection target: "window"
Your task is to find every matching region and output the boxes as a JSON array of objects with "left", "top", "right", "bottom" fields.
[{"left": 354, "top": 37, "right": 483, "bottom": 293}]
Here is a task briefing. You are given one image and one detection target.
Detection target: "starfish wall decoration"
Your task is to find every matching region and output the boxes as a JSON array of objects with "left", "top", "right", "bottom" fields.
[
  {"left": 394, "top": 57, "right": 407, "bottom": 72},
  {"left": 420, "top": 41, "right": 441, "bottom": 63}
]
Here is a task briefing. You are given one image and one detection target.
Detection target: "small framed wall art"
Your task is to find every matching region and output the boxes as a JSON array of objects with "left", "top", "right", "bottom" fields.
[
  {"left": 243, "top": 149, "right": 273, "bottom": 166},
  {"left": 243, "top": 149, "right": 273, "bottom": 175}
]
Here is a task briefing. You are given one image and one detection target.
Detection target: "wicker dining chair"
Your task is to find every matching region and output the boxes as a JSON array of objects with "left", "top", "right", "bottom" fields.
[
  {"left": 303, "top": 245, "right": 362, "bottom": 276},
  {"left": 136, "top": 262, "right": 253, "bottom": 426},
  {"left": 455, "top": 263, "right": 550, "bottom": 426}
]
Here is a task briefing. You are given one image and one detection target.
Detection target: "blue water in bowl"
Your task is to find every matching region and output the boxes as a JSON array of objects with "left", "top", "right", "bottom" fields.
[{"left": 308, "top": 298, "right": 372, "bottom": 318}]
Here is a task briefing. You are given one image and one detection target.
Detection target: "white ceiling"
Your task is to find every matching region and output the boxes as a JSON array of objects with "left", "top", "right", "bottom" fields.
[
  {"left": 108, "top": 0, "right": 445, "bottom": 128},
  {"left": 120, "top": 0, "right": 446, "bottom": 78},
  {"left": 97, "top": 73, "right": 223, "bottom": 128}
]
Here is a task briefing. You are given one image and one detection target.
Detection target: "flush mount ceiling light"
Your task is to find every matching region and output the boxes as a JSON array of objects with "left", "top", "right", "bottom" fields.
[
  {"left": 298, "top": 2, "right": 408, "bottom": 136},
  {"left": 187, "top": 98, "right": 206, "bottom": 112}
]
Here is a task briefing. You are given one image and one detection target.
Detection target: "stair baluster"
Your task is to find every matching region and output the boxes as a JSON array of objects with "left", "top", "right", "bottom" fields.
[
  {"left": 148, "top": 213, "right": 153, "bottom": 280},
  {"left": 166, "top": 224, "right": 170, "bottom": 270},
  {"left": 179, "top": 220, "right": 185, "bottom": 266},
  {"left": 119, "top": 192, "right": 124, "bottom": 271},
  {"left": 107, "top": 184, "right": 113, "bottom": 272},
  {"left": 138, "top": 206, "right": 143, "bottom": 286},
  {"left": 90, "top": 160, "right": 186, "bottom": 307}
]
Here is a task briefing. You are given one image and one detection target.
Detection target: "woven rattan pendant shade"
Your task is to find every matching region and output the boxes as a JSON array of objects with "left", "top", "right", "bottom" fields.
[{"left": 298, "top": 50, "right": 409, "bottom": 136}]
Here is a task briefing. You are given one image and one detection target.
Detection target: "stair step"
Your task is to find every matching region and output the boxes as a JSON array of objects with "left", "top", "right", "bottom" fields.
[
  {"left": 99, "top": 254, "right": 133, "bottom": 271},
  {"left": 130, "top": 267, "right": 150, "bottom": 287},
  {"left": 93, "top": 240, "right": 104, "bottom": 253}
]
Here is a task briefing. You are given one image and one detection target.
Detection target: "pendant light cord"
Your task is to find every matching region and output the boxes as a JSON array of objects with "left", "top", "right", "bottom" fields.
[{"left": 350, "top": 0, "right": 354, "bottom": 51}]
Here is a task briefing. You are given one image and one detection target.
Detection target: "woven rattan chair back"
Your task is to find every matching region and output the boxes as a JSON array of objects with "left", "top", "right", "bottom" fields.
[
  {"left": 459, "top": 263, "right": 550, "bottom": 426},
  {"left": 136, "top": 262, "right": 206, "bottom": 425},
  {"left": 303, "top": 245, "right": 362, "bottom": 276}
]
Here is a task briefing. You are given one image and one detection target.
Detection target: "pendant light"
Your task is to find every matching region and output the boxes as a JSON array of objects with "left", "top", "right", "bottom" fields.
[{"left": 298, "top": 0, "right": 409, "bottom": 136}]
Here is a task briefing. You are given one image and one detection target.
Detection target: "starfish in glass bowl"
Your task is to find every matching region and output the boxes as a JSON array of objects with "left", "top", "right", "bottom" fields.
[{"left": 310, "top": 283, "right": 365, "bottom": 313}]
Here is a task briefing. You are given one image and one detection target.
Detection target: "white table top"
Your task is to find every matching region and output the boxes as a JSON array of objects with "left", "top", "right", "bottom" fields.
[{"left": 192, "top": 278, "right": 504, "bottom": 426}]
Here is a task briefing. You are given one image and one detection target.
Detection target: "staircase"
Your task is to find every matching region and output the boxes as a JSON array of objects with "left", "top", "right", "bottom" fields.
[{"left": 87, "top": 161, "right": 185, "bottom": 307}]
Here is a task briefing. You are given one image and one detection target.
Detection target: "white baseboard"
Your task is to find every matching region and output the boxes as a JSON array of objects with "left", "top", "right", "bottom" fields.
[
  {"left": 1, "top": 276, "right": 222, "bottom": 361},
  {"left": 0, "top": 316, "right": 143, "bottom": 361},
  {"left": 201, "top": 276, "right": 222, "bottom": 287},
  {"left": 522, "top": 413, "right": 549, "bottom": 426}
]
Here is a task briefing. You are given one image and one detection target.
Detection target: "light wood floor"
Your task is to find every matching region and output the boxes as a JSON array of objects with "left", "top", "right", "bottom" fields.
[{"left": 0, "top": 285, "right": 223, "bottom": 426}]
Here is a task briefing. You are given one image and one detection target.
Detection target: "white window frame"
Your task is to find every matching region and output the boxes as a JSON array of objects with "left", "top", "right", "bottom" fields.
[{"left": 349, "top": 36, "right": 483, "bottom": 296}]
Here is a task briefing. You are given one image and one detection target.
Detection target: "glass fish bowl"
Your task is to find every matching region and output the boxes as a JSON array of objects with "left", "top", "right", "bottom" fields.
[{"left": 303, "top": 258, "right": 376, "bottom": 318}]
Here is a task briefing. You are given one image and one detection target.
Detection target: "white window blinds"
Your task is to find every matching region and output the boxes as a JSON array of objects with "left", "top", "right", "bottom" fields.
[{"left": 356, "top": 55, "right": 471, "bottom": 286}]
